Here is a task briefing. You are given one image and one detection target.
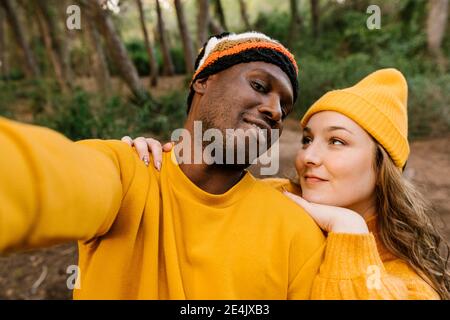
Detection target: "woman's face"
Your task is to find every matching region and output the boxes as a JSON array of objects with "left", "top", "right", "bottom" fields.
[{"left": 295, "top": 111, "right": 377, "bottom": 215}]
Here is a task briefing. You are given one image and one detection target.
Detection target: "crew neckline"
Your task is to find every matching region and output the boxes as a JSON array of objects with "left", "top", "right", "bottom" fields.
[{"left": 163, "top": 150, "right": 256, "bottom": 208}]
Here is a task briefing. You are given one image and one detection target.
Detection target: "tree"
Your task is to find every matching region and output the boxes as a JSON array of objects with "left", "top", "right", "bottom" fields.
[
  {"left": 155, "top": 0, "right": 175, "bottom": 76},
  {"left": 310, "top": 0, "right": 320, "bottom": 38},
  {"left": 85, "top": 0, "right": 148, "bottom": 101},
  {"left": 34, "top": 0, "right": 69, "bottom": 92},
  {"left": 136, "top": 0, "right": 158, "bottom": 86},
  {"left": 197, "top": 0, "right": 210, "bottom": 47},
  {"left": 55, "top": 0, "right": 75, "bottom": 85},
  {"left": 426, "top": 0, "right": 449, "bottom": 70},
  {"left": 174, "top": 0, "right": 195, "bottom": 73},
  {"left": 0, "top": 7, "right": 5, "bottom": 80},
  {"left": 288, "top": 0, "right": 303, "bottom": 47},
  {"left": 0, "top": 0, "right": 40, "bottom": 78},
  {"left": 84, "top": 10, "right": 111, "bottom": 94},
  {"left": 238, "top": 0, "right": 251, "bottom": 30},
  {"left": 209, "top": 17, "right": 225, "bottom": 35},
  {"left": 213, "top": 0, "right": 227, "bottom": 31}
]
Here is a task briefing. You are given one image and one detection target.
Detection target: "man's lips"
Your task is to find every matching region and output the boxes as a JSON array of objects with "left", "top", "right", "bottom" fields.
[{"left": 243, "top": 118, "right": 272, "bottom": 134}]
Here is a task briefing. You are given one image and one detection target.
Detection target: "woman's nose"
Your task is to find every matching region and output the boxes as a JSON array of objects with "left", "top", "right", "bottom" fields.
[{"left": 302, "top": 143, "right": 322, "bottom": 167}]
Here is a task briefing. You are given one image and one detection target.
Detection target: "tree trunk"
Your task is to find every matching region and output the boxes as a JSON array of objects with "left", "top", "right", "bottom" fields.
[
  {"left": 310, "top": 0, "right": 320, "bottom": 38},
  {"left": 174, "top": 0, "right": 195, "bottom": 73},
  {"left": 0, "top": 7, "right": 5, "bottom": 80},
  {"left": 156, "top": 0, "right": 175, "bottom": 76},
  {"left": 56, "top": 0, "right": 74, "bottom": 85},
  {"left": 197, "top": 0, "right": 210, "bottom": 47},
  {"left": 427, "top": 0, "right": 449, "bottom": 70},
  {"left": 0, "top": 0, "right": 40, "bottom": 78},
  {"left": 238, "top": 0, "right": 251, "bottom": 30},
  {"left": 213, "top": 0, "right": 227, "bottom": 31},
  {"left": 35, "top": 0, "right": 69, "bottom": 92},
  {"left": 136, "top": 0, "right": 158, "bottom": 86},
  {"left": 85, "top": 12, "right": 111, "bottom": 94},
  {"left": 87, "top": 0, "right": 147, "bottom": 101},
  {"left": 288, "top": 0, "right": 302, "bottom": 46},
  {"left": 209, "top": 17, "right": 224, "bottom": 35}
]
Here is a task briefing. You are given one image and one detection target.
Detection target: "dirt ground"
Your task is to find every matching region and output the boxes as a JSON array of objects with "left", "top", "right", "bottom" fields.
[{"left": 1, "top": 118, "right": 449, "bottom": 300}]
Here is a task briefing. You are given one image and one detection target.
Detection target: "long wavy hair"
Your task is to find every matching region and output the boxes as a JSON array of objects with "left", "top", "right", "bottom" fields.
[{"left": 373, "top": 144, "right": 450, "bottom": 299}]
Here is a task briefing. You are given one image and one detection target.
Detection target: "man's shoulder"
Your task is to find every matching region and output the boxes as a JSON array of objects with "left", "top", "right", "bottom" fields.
[
  {"left": 250, "top": 177, "right": 326, "bottom": 249},
  {"left": 251, "top": 178, "right": 319, "bottom": 228},
  {"left": 76, "top": 139, "right": 156, "bottom": 185}
]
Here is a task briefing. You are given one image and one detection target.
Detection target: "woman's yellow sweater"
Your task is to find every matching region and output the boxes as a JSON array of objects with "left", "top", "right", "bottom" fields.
[
  {"left": 0, "top": 117, "right": 440, "bottom": 299},
  {"left": 264, "top": 178, "right": 441, "bottom": 300}
]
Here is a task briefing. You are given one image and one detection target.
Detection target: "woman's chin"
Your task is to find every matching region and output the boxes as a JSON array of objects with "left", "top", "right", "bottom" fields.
[{"left": 302, "top": 191, "right": 336, "bottom": 206}]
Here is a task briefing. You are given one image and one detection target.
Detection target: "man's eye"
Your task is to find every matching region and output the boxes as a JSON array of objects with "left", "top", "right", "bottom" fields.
[{"left": 251, "top": 81, "right": 266, "bottom": 92}]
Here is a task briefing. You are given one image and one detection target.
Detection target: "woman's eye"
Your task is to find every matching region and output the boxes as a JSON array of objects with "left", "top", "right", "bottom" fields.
[
  {"left": 330, "top": 138, "right": 345, "bottom": 145},
  {"left": 302, "top": 136, "right": 312, "bottom": 145}
]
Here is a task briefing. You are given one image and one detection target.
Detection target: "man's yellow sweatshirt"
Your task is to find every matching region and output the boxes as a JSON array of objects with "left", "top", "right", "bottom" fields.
[{"left": 0, "top": 117, "right": 326, "bottom": 299}]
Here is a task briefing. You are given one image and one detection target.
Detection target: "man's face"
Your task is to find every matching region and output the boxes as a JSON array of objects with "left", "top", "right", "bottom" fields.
[{"left": 191, "top": 61, "right": 294, "bottom": 166}]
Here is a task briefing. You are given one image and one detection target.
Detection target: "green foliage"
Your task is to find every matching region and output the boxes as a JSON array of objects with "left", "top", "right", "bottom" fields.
[
  {"left": 407, "top": 74, "right": 450, "bottom": 139},
  {"left": 253, "top": 10, "right": 290, "bottom": 44},
  {"left": 126, "top": 40, "right": 187, "bottom": 76},
  {"left": 0, "top": 78, "right": 188, "bottom": 141},
  {"left": 126, "top": 40, "right": 151, "bottom": 76},
  {"left": 2, "top": 0, "right": 449, "bottom": 141},
  {"left": 247, "top": 4, "right": 450, "bottom": 139}
]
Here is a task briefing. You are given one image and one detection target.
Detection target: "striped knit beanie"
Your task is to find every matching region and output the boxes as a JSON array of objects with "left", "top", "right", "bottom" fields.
[
  {"left": 301, "top": 68, "right": 409, "bottom": 169},
  {"left": 187, "top": 31, "right": 299, "bottom": 113}
]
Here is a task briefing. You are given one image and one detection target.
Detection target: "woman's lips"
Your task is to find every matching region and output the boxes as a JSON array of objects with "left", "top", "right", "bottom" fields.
[{"left": 303, "top": 176, "right": 328, "bottom": 183}]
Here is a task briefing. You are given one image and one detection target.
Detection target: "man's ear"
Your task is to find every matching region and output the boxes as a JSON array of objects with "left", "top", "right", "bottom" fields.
[{"left": 192, "top": 77, "right": 210, "bottom": 95}]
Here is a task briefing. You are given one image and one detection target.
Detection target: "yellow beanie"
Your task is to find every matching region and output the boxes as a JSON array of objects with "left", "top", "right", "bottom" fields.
[{"left": 300, "top": 68, "right": 409, "bottom": 169}]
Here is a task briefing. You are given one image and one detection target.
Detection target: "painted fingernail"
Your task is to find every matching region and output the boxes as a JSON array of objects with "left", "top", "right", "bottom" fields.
[
  {"left": 156, "top": 160, "right": 161, "bottom": 171},
  {"left": 143, "top": 156, "right": 149, "bottom": 166}
]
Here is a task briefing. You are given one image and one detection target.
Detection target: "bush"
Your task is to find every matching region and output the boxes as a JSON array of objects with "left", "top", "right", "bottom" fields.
[
  {"left": 126, "top": 40, "right": 187, "bottom": 76},
  {"left": 408, "top": 74, "right": 450, "bottom": 138}
]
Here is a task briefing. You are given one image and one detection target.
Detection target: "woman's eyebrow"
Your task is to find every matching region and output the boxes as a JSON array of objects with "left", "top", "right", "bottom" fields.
[{"left": 327, "top": 126, "right": 354, "bottom": 134}]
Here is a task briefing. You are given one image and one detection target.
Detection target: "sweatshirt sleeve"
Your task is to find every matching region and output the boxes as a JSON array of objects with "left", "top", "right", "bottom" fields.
[
  {"left": 287, "top": 216, "right": 327, "bottom": 299},
  {"left": 0, "top": 117, "right": 125, "bottom": 253},
  {"left": 310, "top": 233, "right": 440, "bottom": 300}
]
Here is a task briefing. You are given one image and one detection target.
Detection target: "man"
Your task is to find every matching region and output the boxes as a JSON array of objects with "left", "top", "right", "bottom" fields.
[{"left": 0, "top": 32, "right": 325, "bottom": 299}]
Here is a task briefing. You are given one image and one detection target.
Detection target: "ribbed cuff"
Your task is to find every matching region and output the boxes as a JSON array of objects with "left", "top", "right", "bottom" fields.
[{"left": 320, "top": 233, "right": 385, "bottom": 279}]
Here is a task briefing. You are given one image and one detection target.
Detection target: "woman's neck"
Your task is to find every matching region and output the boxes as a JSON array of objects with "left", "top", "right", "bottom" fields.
[{"left": 348, "top": 200, "right": 377, "bottom": 221}]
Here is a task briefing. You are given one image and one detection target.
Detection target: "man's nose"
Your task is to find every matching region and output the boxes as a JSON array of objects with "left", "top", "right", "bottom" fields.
[{"left": 257, "top": 93, "right": 283, "bottom": 123}]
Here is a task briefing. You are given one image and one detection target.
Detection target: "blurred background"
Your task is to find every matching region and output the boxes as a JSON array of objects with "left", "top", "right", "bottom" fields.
[{"left": 0, "top": 0, "right": 449, "bottom": 299}]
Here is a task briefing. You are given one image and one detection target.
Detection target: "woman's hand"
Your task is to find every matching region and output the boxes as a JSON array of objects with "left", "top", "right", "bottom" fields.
[
  {"left": 283, "top": 191, "right": 369, "bottom": 234},
  {"left": 121, "top": 136, "right": 173, "bottom": 170}
]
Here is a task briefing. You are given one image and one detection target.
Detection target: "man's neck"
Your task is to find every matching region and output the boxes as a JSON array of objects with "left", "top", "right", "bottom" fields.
[
  {"left": 177, "top": 120, "right": 248, "bottom": 194},
  {"left": 178, "top": 162, "right": 247, "bottom": 195}
]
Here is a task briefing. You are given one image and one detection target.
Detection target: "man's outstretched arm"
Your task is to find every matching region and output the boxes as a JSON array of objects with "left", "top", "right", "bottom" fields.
[{"left": 0, "top": 117, "right": 125, "bottom": 253}]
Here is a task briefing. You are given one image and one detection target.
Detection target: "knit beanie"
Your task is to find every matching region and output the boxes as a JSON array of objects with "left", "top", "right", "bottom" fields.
[
  {"left": 300, "top": 68, "right": 409, "bottom": 169},
  {"left": 187, "top": 31, "right": 299, "bottom": 113}
]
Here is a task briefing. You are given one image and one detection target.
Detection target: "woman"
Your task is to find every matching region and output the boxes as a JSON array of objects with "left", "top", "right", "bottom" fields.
[{"left": 122, "top": 68, "right": 450, "bottom": 299}]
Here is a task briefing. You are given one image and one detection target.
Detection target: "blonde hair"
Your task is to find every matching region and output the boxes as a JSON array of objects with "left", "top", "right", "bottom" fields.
[{"left": 373, "top": 144, "right": 450, "bottom": 299}]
